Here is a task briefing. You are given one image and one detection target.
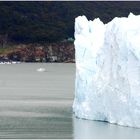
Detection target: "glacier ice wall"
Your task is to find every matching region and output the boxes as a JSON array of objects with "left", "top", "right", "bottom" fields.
[{"left": 73, "top": 13, "right": 140, "bottom": 128}]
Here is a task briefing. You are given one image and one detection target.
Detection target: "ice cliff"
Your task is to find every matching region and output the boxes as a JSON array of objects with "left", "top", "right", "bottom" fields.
[{"left": 73, "top": 13, "right": 140, "bottom": 128}]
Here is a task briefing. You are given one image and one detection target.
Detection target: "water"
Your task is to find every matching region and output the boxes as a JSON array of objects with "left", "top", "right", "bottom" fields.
[
  {"left": 0, "top": 63, "right": 74, "bottom": 139},
  {"left": 0, "top": 63, "right": 140, "bottom": 139}
]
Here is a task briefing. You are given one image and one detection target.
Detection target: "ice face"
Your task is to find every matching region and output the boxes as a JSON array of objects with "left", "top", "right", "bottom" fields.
[{"left": 73, "top": 13, "right": 140, "bottom": 128}]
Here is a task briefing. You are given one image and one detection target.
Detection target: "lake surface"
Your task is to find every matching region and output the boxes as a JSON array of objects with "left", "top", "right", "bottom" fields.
[{"left": 0, "top": 63, "right": 140, "bottom": 139}]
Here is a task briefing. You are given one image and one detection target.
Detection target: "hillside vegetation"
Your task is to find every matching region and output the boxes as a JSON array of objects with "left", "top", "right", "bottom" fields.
[
  {"left": 0, "top": 1, "right": 140, "bottom": 62},
  {"left": 0, "top": 1, "right": 140, "bottom": 44}
]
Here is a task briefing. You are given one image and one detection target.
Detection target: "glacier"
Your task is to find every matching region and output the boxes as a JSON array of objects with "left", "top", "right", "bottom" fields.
[{"left": 73, "top": 13, "right": 140, "bottom": 128}]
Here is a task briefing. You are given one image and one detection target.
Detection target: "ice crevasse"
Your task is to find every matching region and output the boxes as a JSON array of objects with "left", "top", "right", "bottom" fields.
[{"left": 73, "top": 13, "right": 140, "bottom": 128}]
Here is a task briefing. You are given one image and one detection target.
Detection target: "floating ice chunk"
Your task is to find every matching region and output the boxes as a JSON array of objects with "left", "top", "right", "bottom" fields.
[
  {"left": 37, "top": 68, "right": 46, "bottom": 72},
  {"left": 73, "top": 13, "right": 140, "bottom": 128}
]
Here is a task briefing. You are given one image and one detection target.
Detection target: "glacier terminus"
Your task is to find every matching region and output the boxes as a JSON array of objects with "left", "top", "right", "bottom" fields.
[{"left": 73, "top": 13, "right": 140, "bottom": 128}]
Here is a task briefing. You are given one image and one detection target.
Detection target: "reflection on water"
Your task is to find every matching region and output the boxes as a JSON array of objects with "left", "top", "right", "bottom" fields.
[{"left": 73, "top": 116, "right": 140, "bottom": 139}]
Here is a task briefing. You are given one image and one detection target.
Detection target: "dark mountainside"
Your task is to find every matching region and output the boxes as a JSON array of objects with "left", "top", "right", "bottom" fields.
[
  {"left": 0, "top": 1, "right": 140, "bottom": 62},
  {"left": 1, "top": 1, "right": 140, "bottom": 43}
]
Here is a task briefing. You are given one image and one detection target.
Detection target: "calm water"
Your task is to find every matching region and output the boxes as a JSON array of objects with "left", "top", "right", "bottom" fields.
[{"left": 0, "top": 63, "right": 140, "bottom": 139}]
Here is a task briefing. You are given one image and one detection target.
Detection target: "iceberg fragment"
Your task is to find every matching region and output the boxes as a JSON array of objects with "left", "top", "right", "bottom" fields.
[{"left": 73, "top": 13, "right": 140, "bottom": 128}]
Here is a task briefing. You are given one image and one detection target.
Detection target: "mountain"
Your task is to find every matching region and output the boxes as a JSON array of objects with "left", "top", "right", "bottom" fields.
[{"left": 0, "top": 1, "right": 140, "bottom": 43}]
